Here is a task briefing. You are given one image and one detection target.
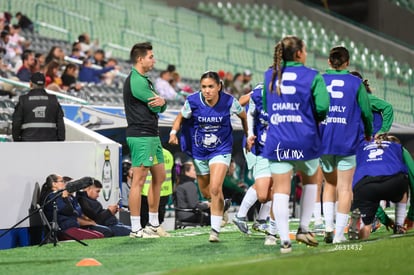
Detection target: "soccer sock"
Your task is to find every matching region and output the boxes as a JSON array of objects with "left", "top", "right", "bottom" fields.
[
  {"left": 149, "top": 212, "right": 159, "bottom": 227},
  {"left": 268, "top": 217, "right": 278, "bottom": 236},
  {"left": 395, "top": 203, "right": 407, "bottom": 226},
  {"left": 237, "top": 187, "right": 258, "bottom": 218},
  {"left": 323, "top": 202, "right": 335, "bottom": 232},
  {"left": 335, "top": 212, "right": 349, "bottom": 239},
  {"left": 335, "top": 201, "right": 338, "bottom": 216},
  {"left": 258, "top": 201, "right": 271, "bottom": 221},
  {"left": 299, "top": 184, "right": 317, "bottom": 232},
  {"left": 130, "top": 216, "right": 141, "bottom": 232},
  {"left": 313, "top": 201, "right": 323, "bottom": 225},
  {"left": 273, "top": 193, "right": 290, "bottom": 242},
  {"left": 211, "top": 215, "right": 222, "bottom": 233}
]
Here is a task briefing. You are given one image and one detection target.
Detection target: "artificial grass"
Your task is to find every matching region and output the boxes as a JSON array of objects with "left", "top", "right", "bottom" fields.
[{"left": 0, "top": 223, "right": 412, "bottom": 275}]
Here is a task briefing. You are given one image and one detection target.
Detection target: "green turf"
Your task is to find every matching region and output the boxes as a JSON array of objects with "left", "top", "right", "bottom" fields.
[{"left": 0, "top": 223, "right": 412, "bottom": 275}]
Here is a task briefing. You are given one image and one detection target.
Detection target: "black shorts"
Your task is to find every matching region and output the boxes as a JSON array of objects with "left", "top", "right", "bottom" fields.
[{"left": 351, "top": 173, "right": 409, "bottom": 225}]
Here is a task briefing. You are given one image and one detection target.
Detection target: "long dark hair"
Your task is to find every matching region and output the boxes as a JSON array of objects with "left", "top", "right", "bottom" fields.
[
  {"left": 269, "top": 36, "right": 304, "bottom": 95},
  {"left": 38, "top": 174, "right": 59, "bottom": 205},
  {"left": 350, "top": 70, "right": 372, "bottom": 94}
]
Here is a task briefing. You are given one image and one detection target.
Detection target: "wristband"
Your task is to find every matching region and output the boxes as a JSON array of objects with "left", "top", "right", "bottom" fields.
[{"left": 170, "top": 129, "right": 177, "bottom": 135}]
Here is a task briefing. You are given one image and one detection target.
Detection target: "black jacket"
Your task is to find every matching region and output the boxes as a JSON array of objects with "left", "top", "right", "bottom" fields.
[
  {"left": 77, "top": 191, "right": 118, "bottom": 226},
  {"left": 12, "top": 88, "right": 65, "bottom": 141}
]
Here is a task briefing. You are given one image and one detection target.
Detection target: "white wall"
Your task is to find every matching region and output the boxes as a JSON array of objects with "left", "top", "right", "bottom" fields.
[{"left": 0, "top": 119, "right": 121, "bottom": 230}]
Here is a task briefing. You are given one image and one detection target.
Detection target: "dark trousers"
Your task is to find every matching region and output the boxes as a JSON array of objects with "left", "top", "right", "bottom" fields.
[{"left": 140, "top": 195, "right": 170, "bottom": 227}]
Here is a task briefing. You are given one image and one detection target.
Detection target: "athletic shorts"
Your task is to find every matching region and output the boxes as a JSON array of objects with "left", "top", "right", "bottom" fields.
[
  {"left": 352, "top": 173, "right": 409, "bottom": 225},
  {"left": 320, "top": 155, "right": 356, "bottom": 173},
  {"left": 127, "top": 136, "right": 164, "bottom": 167},
  {"left": 194, "top": 154, "right": 231, "bottom": 175},
  {"left": 252, "top": 156, "right": 271, "bottom": 179},
  {"left": 269, "top": 158, "right": 319, "bottom": 176}
]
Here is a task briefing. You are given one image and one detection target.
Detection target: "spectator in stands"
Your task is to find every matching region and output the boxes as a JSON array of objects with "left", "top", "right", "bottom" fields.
[
  {"left": 9, "top": 24, "right": 30, "bottom": 52},
  {"left": 223, "top": 71, "right": 234, "bottom": 94},
  {"left": 44, "top": 60, "right": 63, "bottom": 92},
  {"left": 242, "top": 69, "right": 253, "bottom": 94},
  {"left": 155, "top": 70, "right": 178, "bottom": 100},
  {"left": 61, "top": 63, "right": 82, "bottom": 92},
  {"left": 0, "top": 30, "right": 20, "bottom": 67},
  {"left": 174, "top": 158, "right": 211, "bottom": 226},
  {"left": 78, "top": 33, "right": 97, "bottom": 57},
  {"left": 230, "top": 72, "right": 244, "bottom": 99},
  {"left": 12, "top": 72, "right": 65, "bottom": 141},
  {"left": 0, "top": 12, "right": 12, "bottom": 27},
  {"left": 15, "top": 12, "right": 33, "bottom": 32},
  {"left": 217, "top": 70, "right": 225, "bottom": 81},
  {"left": 167, "top": 64, "right": 176, "bottom": 74},
  {"left": 91, "top": 49, "right": 106, "bottom": 67},
  {"left": 0, "top": 54, "right": 17, "bottom": 97},
  {"left": 38, "top": 174, "right": 104, "bottom": 241},
  {"left": 34, "top": 52, "right": 46, "bottom": 73},
  {"left": 45, "top": 46, "right": 65, "bottom": 66},
  {"left": 102, "top": 57, "right": 120, "bottom": 86},
  {"left": 78, "top": 58, "right": 115, "bottom": 84},
  {"left": 16, "top": 49, "right": 35, "bottom": 82},
  {"left": 170, "top": 71, "right": 193, "bottom": 96},
  {"left": 69, "top": 42, "right": 83, "bottom": 60},
  {"left": 77, "top": 179, "right": 131, "bottom": 237}
]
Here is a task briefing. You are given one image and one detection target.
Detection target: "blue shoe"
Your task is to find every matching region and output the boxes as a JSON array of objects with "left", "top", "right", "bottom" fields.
[
  {"left": 252, "top": 219, "right": 269, "bottom": 234},
  {"left": 232, "top": 215, "right": 251, "bottom": 235}
]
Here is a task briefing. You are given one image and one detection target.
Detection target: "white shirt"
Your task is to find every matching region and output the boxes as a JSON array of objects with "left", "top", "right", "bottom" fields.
[{"left": 155, "top": 77, "right": 178, "bottom": 100}]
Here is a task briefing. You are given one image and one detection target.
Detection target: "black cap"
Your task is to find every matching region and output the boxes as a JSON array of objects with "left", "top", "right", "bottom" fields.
[{"left": 30, "top": 72, "right": 45, "bottom": 85}]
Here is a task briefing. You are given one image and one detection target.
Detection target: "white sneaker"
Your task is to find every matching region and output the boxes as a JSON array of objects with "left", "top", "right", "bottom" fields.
[
  {"left": 333, "top": 235, "right": 347, "bottom": 243},
  {"left": 156, "top": 225, "right": 171, "bottom": 237},
  {"left": 280, "top": 240, "right": 292, "bottom": 254},
  {"left": 129, "top": 229, "right": 143, "bottom": 238},
  {"left": 209, "top": 229, "right": 220, "bottom": 242},
  {"left": 264, "top": 234, "right": 277, "bottom": 246},
  {"left": 142, "top": 225, "right": 161, "bottom": 238}
]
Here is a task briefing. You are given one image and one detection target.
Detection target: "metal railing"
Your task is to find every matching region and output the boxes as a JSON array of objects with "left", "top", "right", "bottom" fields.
[
  {"left": 0, "top": 77, "right": 88, "bottom": 105},
  {"left": 34, "top": 21, "right": 72, "bottom": 42},
  {"left": 64, "top": 55, "right": 128, "bottom": 79},
  {"left": 94, "top": 0, "right": 128, "bottom": 29},
  {"left": 150, "top": 18, "right": 205, "bottom": 52},
  {"left": 120, "top": 29, "right": 182, "bottom": 66}
]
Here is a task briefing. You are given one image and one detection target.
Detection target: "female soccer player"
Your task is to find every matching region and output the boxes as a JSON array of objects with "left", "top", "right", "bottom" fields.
[
  {"left": 169, "top": 71, "right": 248, "bottom": 242},
  {"left": 349, "top": 134, "right": 411, "bottom": 240},
  {"left": 320, "top": 46, "right": 373, "bottom": 243},
  {"left": 262, "top": 35, "right": 330, "bottom": 253},
  {"left": 232, "top": 83, "right": 276, "bottom": 245}
]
